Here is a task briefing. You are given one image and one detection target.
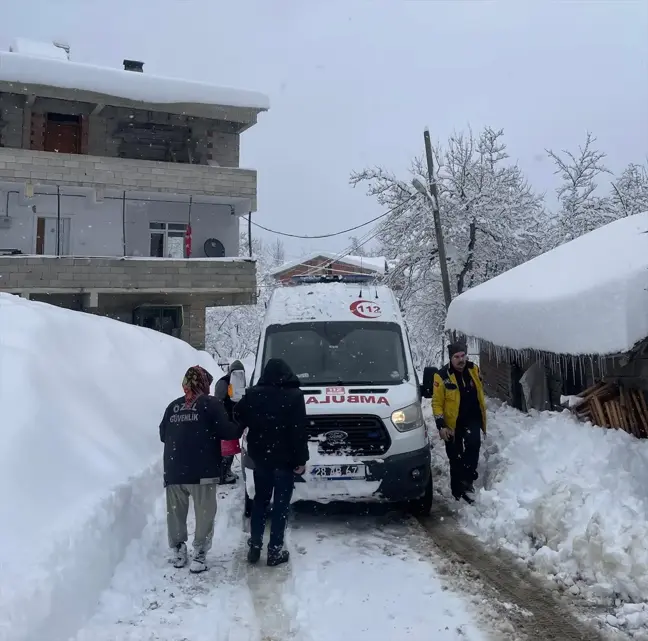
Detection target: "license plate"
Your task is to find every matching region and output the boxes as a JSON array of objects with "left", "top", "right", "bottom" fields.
[{"left": 309, "top": 464, "right": 366, "bottom": 480}]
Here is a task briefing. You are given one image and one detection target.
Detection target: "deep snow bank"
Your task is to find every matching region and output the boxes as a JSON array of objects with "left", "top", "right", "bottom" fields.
[
  {"left": 0, "top": 293, "right": 215, "bottom": 641},
  {"left": 429, "top": 400, "right": 648, "bottom": 634}
]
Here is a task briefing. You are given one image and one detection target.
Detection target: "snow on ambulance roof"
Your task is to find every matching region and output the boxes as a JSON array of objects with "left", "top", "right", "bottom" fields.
[
  {"left": 0, "top": 43, "right": 269, "bottom": 112},
  {"left": 270, "top": 253, "right": 387, "bottom": 277},
  {"left": 264, "top": 283, "right": 401, "bottom": 326},
  {"left": 446, "top": 211, "right": 648, "bottom": 357}
]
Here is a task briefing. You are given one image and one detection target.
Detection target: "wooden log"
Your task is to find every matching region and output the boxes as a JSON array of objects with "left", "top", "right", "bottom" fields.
[
  {"left": 638, "top": 389, "right": 648, "bottom": 419},
  {"left": 613, "top": 402, "right": 623, "bottom": 429},
  {"left": 577, "top": 381, "right": 606, "bottom": 399},
  {"left": 581, "top": 381, "right": 614, "bottom": 401},
  {"left": 632, "top": 390, "right": 648, "bottom": 437},
  {"left": 629, "top": 392, "right": 647, "bottom": 438},
  {"left": 592, "top": 396, "right": 609, "bottom": 427},
  {"left": 597, "top": 384, "right": 619, "bottom": 404},
  {"left": 618, "top": 387, "right": 633, "bottom": 434}
]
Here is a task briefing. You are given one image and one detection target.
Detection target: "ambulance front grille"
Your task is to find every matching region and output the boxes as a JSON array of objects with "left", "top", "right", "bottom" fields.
[{"left": 307, "top": 414, "right": 391, "bottom": 456}]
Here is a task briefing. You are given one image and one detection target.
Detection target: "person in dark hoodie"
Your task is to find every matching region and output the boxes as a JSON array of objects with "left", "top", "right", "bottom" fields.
[
  {"left": 159, "top": 365, "right": 244, "bottom": 573},
  {"left": 214, "top": 359, "right": 246, "bottom": 484},
  {"left": 234, "top": 358, "right": 309, "bottom": 567}
]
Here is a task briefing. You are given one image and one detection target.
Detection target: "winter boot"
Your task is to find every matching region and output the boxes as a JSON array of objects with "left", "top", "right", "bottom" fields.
[
  {"left": 189, "top": 549, "right": 208, "bottom": 574},
  {"left": 267, "top": 547, "right": 290, "bottom": 567},
  {"left": 461, "top": 493, "right": 475, "bottom": 505},
  {"left": 172, "top": 542, "right": 188, "bottom": 568},
  {"left": 247, "top": 540, "right": 262, "bottom": 564}
]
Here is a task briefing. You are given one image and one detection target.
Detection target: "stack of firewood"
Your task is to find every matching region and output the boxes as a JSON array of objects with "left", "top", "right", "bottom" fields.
[{"left": 565, "top": 382, "right": 648, "bottom": 438}]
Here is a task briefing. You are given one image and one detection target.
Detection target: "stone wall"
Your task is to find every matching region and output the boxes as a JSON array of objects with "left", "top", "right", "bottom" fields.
[
  {"left": 0, "top": 94, "right": 242, "bottom": 168},
  {"left": 0, "top": 148, "right": 256, "bottom": 208},
  {"left": 0, "top": 256, "right": 256, "bottom": 293}
]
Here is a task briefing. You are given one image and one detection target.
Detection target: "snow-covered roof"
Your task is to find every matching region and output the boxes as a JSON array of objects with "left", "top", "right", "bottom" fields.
[
  {"left": 445, "top": 211, "right": 648, "bottom": 356},
  {"left": 264, "top": 283, "right": 401, "bottom": 326},
  {"left": 10, "top": 38, "right": 69, "bottom": 61},
  {"left": 0, "top": 42, "right": 269, "bottom": 113},
  {"left": 270, "top": 253, "right": 387, "bottom": 277}
]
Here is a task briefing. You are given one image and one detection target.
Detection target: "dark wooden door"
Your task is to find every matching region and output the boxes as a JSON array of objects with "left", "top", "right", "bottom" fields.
[{"left": 44, "top": 114, "right": 81, "bottom": 154}]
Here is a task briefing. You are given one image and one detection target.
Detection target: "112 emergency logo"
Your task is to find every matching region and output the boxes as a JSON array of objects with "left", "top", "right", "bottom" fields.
[{"left": 350, "top": 300, "right": 382, "bottom": 319}]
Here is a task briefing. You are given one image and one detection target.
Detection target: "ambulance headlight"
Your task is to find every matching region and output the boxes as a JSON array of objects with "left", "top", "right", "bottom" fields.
[{"left": 391, "top": 403, "right": 424, "bottom": 432}]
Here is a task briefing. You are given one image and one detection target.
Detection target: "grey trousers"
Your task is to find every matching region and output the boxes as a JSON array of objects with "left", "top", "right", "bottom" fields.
[{"left": 166, "top": 482, "right": 218, "bottom": 553}]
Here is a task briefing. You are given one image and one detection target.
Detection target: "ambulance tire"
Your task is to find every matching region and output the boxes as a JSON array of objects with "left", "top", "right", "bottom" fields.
[{"left": 407, "top": 476, "right": 433, "bottom": 517}]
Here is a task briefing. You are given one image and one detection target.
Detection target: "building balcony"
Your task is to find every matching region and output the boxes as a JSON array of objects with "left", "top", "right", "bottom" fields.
[
  {"left": 0, "top": 254, "right": 256, "bottom": 302},
  {"left": 0, "top": 147, "right": 257, "bottom": 210}
]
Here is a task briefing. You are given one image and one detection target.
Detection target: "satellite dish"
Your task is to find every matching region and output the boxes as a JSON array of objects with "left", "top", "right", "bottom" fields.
[{"left": 204, "top": 238, "right": 225, "bottom": 258}]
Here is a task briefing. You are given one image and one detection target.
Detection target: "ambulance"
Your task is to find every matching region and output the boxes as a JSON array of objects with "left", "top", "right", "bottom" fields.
[{"left": 241, "top": 275, "right": 435, "bottom": 516}]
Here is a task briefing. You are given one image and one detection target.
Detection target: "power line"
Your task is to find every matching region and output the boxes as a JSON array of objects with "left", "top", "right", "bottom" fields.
[
  {"left": 256, "top": 199, "right": 416, "bottom": 286},
  {"left": 250, "top": 195, "right": 418, "bottom": 239},
  {"left": 299, "top": 221, "right": 383, "bottom": 278}
]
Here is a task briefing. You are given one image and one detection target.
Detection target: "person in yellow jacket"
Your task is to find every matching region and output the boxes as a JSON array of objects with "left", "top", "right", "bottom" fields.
[{"left": 432, "top": 341, "right": 487, "bottom": 504}]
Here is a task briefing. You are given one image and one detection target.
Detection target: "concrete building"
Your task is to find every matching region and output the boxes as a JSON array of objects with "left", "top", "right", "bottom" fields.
[
  {"left": 270, "top": 253, "right": 387, "bottom": 284},
  {"left": 0, "top": 38, "right": 269, "bottom": 349}
]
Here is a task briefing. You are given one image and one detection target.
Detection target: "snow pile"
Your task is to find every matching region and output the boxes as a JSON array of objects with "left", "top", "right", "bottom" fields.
[
  {"left": 9, "top": 38, "right": 69, "bottom": 60},
  {"left": 445, "top": 211, "right": 648, "bottom": 356},
  {"left": 0, "top": 293, "right": 215, "bottom": 641},
  {"left": 0, "top": 46, "right": 269, "bottom": 111},
  {"left": 429, "top": 400, "right": 648, "bottom": 634}
]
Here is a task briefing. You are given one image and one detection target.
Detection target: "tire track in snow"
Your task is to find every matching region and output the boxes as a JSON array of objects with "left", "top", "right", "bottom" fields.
[
  {"left": 417, "top": 503, "right": 610, "bottom": 641},
  {"left": 245, "top": 560, "right": 303, "bottom": 641}
]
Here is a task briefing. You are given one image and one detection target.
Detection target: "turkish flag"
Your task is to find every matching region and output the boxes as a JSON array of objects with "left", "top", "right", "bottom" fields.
[{"left": 185, "top": 224, "right": 192, "bottom": 258}]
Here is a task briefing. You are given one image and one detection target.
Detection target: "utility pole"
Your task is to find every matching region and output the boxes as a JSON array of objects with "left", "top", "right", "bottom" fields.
[
  {"left": 412, "top": 129, "right": 453, "bottom": 312},
  {"left": 247, "top": 213, "right": 253, "bottom": 257}
]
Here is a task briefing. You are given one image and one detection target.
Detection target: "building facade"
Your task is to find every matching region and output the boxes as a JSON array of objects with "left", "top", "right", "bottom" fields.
[
  {"left": 270, "top": 253, "right": 387, "bottom": 284},
  {"left": 0, "top": 39, "right": 269, "bottom": 349}
]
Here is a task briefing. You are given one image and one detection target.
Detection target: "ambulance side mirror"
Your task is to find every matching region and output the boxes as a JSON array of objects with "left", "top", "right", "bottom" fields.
[{"left": 420, "top": 366, "right": 438, "bottom": 399}]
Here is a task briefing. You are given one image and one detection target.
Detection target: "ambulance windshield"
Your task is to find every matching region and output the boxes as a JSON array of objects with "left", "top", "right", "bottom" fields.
[{"left": 262, "top": 321, "right": 408, "bottom": 386}]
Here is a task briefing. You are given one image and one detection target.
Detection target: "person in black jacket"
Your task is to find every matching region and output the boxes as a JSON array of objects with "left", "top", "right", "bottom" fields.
[
  {"left": 159, "top": 365, "right": 244, "bottom": 573},
  {"left": 234, "top": 358, "right": 309, "bottom": 567},
  {"left": 214, "top": 359, "right": 245, "bottom": 484}
]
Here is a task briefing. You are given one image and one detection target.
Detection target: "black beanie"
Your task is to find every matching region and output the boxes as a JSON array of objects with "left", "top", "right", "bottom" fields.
[{"left": 448, "top": 341, "right": 467, "bottom": 358}]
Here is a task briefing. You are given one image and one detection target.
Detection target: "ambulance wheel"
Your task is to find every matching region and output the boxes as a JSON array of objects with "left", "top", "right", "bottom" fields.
[
  {"left": 244, "top": 489, "right": 253, "bottom": 518},
  {"left": 407, "top": 476, "right": 433, "bottom": 517}
]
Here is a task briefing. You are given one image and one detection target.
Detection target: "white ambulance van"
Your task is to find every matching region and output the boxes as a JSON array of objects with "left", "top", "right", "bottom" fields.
[{"left": 241, "top": 275, "right": 435, "bottom": 516}]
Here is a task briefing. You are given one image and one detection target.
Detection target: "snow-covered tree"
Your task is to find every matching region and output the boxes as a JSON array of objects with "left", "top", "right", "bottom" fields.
[
  {"left": 268, "top": 237, "right": 286, "bottom": 265},
  {"left": 351, "top": 126, "right": 546, "bottom": 367},
  {"left": 349, "top": 235, "right": 368, "bottom": 257},
  {"left": 610, "top": 161, "right": 648, "bottom": 217},
  {"left": 205, "top": 231, "right": 285, "bottom": 360},
  {"left": 545, "top": 132, "right": 613, "bottom": 247}
]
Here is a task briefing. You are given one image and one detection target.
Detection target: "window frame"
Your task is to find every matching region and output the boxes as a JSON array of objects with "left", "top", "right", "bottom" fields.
[{"left": 149, "top": 221, "right": 187, "bottom": 258}]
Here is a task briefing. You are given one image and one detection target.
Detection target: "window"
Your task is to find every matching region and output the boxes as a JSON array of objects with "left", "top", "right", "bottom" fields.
[
  {"left": 149, "top": 222, "right": 186, "bottom": 258},
  {"left": 133, "top": 305, "right": 183, "bottom": 338},
  {"left": 262, "top": 321, "right": 409, "bottom": 386},
  {"left": 36, "top": 217, "right": 71, "bottom": 255}
]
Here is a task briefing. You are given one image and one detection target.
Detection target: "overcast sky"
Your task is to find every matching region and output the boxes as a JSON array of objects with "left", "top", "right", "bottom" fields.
[{"left": 3, "top": 0, "right": 647, "bottom": 258}]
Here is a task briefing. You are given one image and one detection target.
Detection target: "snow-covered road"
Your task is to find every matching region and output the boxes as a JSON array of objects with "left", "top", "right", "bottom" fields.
[{"left": 73, "top": 484, "right": 497, "bottom": 641}]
